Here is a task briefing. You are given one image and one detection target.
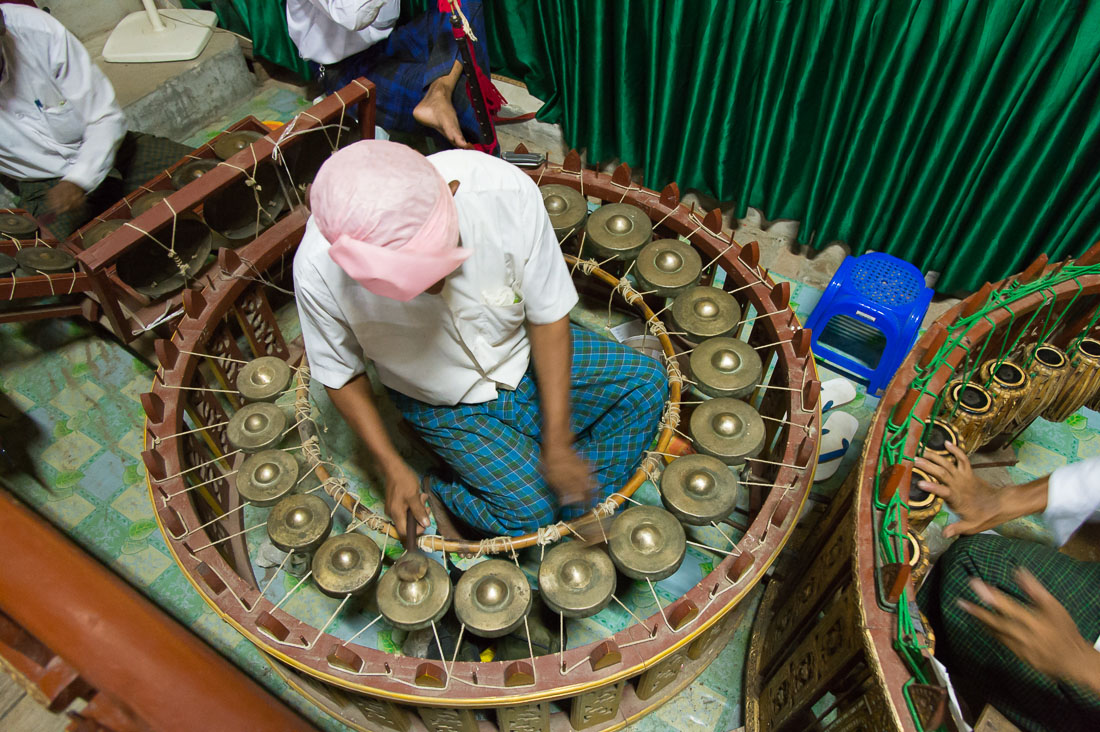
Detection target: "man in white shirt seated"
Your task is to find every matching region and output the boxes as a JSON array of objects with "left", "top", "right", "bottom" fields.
[
  {"left": 915, "top": 446, "right": 1100, "bottom": 731},
  {"left": 0, "top": 5, "right": 189, "bottom": 238},
  {"left": 285, "top": 0, "right": 492, "bottom": 150},
  {"left": 293, "top": 140, "right": 667, "bottom": 539}
]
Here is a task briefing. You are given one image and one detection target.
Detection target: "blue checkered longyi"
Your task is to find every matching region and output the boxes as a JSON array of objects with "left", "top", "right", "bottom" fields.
[
  {"left": 389, "top": 326, "right": 668, "bottom": 536},
  {"left": 320, "top": 0, "right": 489, "bottom": 144}
]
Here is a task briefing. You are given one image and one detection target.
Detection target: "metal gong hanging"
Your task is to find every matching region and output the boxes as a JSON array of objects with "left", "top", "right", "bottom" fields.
[
  {"left": 266, "top": 493, "right": 333, "bottom": 554},
  {"left": 607, "top": 505, "right": 687, "bottom": 582},
  {"left": 15, "top": 247, "right": 77, "bottom": 273},
  {"left": 236, "top": 356, "right": 293, "bottom": 402},
  {"left": 202, "top": 161, "right": 285, "bottom": 242},
  {"left": 540, "top": 184, "right": 588, "bottom": 240},
  {"left": 454, "top": 559, "right": 533, "bottom": 638},
  {"left": 376, "top": 556, "right": 453, "bottom": 632},
  {"left": 130, "top": 190, "right": 173, "bottom": 217},
  {"left": 635, "top": 238, "right": 703, "bottom": 298},
  {"left": 227, "top": 402, "right": 288, "bottom": 453},
  {"left": 78, "top": 219, "right": 124, "bottom": 250},
  {"left": 0, "top": 253, "right": 16, "bottom": 276},
  {"left": 537, "top": 541, "right": 616, "bottom": 619},
  {"left": 0, "top": 211, "right": 38, "bottom": 238},
  {"left": 660, "top": 453, "right": 740, "bottom": 526},
  {"left": 312, "top": 532, "right": 383, "bottom": 598},
  {"left": 212, "top": 130, "right": 263, "bottom": 161},
  {"left": 171, "top": 158, "right": 220, "bottom": 190},
  {"left": 670, "top": 286, "right": 741, "bottom": 343},
  {"left": 235, "top": 449, "right": 300, "bottom": 507},
  {"left": 690, "top": 336, "right": 763, "bottom": 400},
  {"left": 689, "top": 397, "right": 766, "bottom": 466},
  {"left": 585, "top": 203, "right": 653, "bottom": 260},
  {"left": 114, "top": 215, "right": 213, "bottom": 299}
]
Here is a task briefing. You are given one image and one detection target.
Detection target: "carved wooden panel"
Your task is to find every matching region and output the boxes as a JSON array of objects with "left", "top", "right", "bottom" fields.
[
  {"left": 821, "top": 684, "right": 894, "bottom": 732},
  {"left": 232, "top": 287, "right": 288, "bottom": 359},
  {"left": 496, "top": 702, "right": 549, "bottom": 732},
  {"left": 570, "top": 680, "right": 625, "bottom": 729},
  {"left": 635, "top": 647, "right": 688, "bottom": 701},
  {"left": 418, "top": 706, "right": 479, "bottom": 732},
  {"left": 762, "top": 585, "right": 862, "bottom": 730},
  {"left": 351, "top": 695, "right": 410, "bottom": 732}
]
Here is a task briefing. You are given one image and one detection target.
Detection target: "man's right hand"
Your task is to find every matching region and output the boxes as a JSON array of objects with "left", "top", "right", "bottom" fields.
[
  {"left": 914, "top": 441, "right": 1048, "bottom": 537},
  {"left": 913, "top": 441, "right": 1011, "bottom": 537},
  {"left": 46, "top": 180, "right": 85, "bottom": 215},
  {"left": 383, "top": 460, "right": 430, "bottom": 539}
]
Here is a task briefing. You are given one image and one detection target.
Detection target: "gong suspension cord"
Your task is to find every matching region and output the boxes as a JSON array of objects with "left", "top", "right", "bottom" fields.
[{"left": 151, "top": 419, "right": 229, "bottom": 446}]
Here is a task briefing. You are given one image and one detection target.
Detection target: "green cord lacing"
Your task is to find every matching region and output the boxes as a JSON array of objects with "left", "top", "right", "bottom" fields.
[{"left": 871, "top": 261, "right": 1100, "bottom": 731}]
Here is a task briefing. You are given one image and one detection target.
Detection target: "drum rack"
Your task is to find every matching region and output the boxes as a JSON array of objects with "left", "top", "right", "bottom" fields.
[{"left": 745, "top": 246, "right": 1100, "bottom": 732}]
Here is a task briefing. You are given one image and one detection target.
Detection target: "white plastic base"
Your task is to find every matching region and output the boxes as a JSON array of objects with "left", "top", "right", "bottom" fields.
[{"left": 102, "top": 9, "right": 217, "bottom": 64}]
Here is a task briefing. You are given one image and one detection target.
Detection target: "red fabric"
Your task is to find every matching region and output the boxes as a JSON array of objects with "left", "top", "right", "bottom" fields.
[{"left": 438, "top": 0, "right": 503, "bottom": 154}]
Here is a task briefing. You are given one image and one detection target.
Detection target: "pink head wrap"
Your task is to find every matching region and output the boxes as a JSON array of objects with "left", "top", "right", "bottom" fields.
[{"left": 310, "top": 140, "right": 470, "bottom": 301}]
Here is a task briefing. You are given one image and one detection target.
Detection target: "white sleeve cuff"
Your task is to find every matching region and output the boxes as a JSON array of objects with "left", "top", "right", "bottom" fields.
[{"left": 1042, "top": 458, "right": 1100, "bottom": 546}]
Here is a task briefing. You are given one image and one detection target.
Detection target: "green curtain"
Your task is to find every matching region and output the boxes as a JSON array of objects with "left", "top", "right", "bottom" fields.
[
  {"left": 184, "top": 0, "right": 311, "bottom": 79},
  {"left": 482, "top": 0, "right": 1100, "bottom": 293}
]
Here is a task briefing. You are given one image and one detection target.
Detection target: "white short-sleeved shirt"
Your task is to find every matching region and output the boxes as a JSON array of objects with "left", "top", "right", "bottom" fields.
[
  {"left": 293, "top": 150, "right": 579, "bottom": 405},
  {"left": 285, "top": 0, "right": 401, "bottom": 66},
  {"left": 0, "top": 5, "right": 127, "bottom": 191}
]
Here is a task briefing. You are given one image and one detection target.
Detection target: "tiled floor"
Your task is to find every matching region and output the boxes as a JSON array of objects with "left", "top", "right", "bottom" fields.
[{"left": 2, "top": 79, "right": 1094, "bottom": 732}]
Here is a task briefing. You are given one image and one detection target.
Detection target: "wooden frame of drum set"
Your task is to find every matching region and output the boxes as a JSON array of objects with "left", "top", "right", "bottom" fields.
[{"left": 141, "top": 147, "right": 823, "bottom": 713}]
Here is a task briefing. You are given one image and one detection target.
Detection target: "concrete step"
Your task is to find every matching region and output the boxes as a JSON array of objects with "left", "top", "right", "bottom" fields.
[{"left": 85, "top": 28, "right": 256, "bottom": 142}]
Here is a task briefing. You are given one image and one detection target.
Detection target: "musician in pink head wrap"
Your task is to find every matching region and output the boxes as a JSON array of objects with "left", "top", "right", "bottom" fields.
[{"left": 294, "top": 141, "right": 666, "bottom": 541}]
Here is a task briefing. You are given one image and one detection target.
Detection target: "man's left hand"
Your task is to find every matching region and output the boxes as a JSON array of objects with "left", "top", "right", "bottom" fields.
[
  {"left": 960, "top": 568, "right": 1098, "bottom": 685},
  {"left": 46, "top": 181, "right": 85, "bottom": 215},
  {"left": 541, "top": 442, "right": 595, "bottom": 508}
]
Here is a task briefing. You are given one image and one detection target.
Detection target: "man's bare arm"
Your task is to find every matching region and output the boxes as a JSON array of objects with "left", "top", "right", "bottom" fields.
[
  {"left": 325, "top": 374, "right": 428, "bottom": 537},
  {"left": 527, "top": 317, "right": 594, "bottom": 506}
]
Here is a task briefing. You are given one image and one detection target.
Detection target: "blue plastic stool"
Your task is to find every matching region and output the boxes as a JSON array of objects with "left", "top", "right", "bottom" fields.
[{"left": 804, "top": 252, "right": 932, "bottom": 396}]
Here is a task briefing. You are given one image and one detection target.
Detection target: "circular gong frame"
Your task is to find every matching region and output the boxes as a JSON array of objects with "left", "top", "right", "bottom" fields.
[{"left": 143, "top": 159, "right": 821, "bottom": 708}]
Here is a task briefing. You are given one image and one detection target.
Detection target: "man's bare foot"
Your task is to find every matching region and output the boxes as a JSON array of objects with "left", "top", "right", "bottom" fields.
[{"left": 413, "top": 85, "right": 472, "bottom": 150}]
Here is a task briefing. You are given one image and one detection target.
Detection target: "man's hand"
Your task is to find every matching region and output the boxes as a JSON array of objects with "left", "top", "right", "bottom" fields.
[
  {"left": 913, "top": 442, "right": 1013, "bottom": 537},
  {"left": 45, "top": 181, "right": 85, "bottom": 215},
  {"left": 383, "top": 459, "right": 430, "bottom": 539},
  {"left": 961, "top": 568, "right": 1100, "bottom": 695},
  {"left": 541, "top": 442, "right": 595, "bottom": 508}
]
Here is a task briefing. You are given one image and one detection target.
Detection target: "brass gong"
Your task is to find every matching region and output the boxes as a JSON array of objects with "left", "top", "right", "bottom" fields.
[
  {"left": 227, "top": 402, "right": 288, "bottom": 453},
  {"left": 660, "top": 453, "right": 740, "bottom": 525},
  {"left": 670, "top": 286, "right": 741, "bottom": 343},
  {"left": 114, "top": 215, "right": 213, "bottom": 299},
  {"left": 538, "top": 541, "right": 616, "bottom": 618},
  {"left": 236, "top": 356, "right": 293, "bottom": 403},
  {"left": 690, "top": 336, "right": 763, "bottom": 400},
  {"left": 0, "top": 253, "right": 17, "bottom": 276},
  {"left": 212, "top": 130, "right": 263, "bottom": 161},
  {"left": 312, "top": 532, "right": 382, "bottom": 598},
  {"left": 376, "top": 557, "right": 453, "bottom": 631},
  {"left": 266, "top": 493, "right": 333, "bottom": 554},
  {"left": 130, "top": 190, "right": 173, "bottom": 217},
  {"left": 608, "top": 505, "right": 686, "bottom": 582},
  {"left": 541, "top": 184, "right": 588, "bottom": 240},
  {"left": 15, "top": 247, "right": 77, "bottom": 273},
  {"left": 585, "top": 203, "right": 652, "bottom": 260},
  {"left": 287, "top": 124, "right": 360, "bottom": 189},
  {"left": 689, "top": 397, "right": 766, "bottom": 466},
  {"left": 203, "top": 161, "right": 285, "bottom": 242},
  {"left": 78, "top": 219, "right": 124, "bottom": 250},
  {"left": 635, "top": 239, "right": 703, "bottom": 299},
  {"left": 235, "top": 449, "right": 299, "bottom": 507},
  {"left": 170, "top": 158, "right": 219, "bottom": 190},
  {"left": 0, "top": 211, "right": 38, "bottom": 238},
  {"left": 454, "top": 559, "right": 533, "bottom": 638}
]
